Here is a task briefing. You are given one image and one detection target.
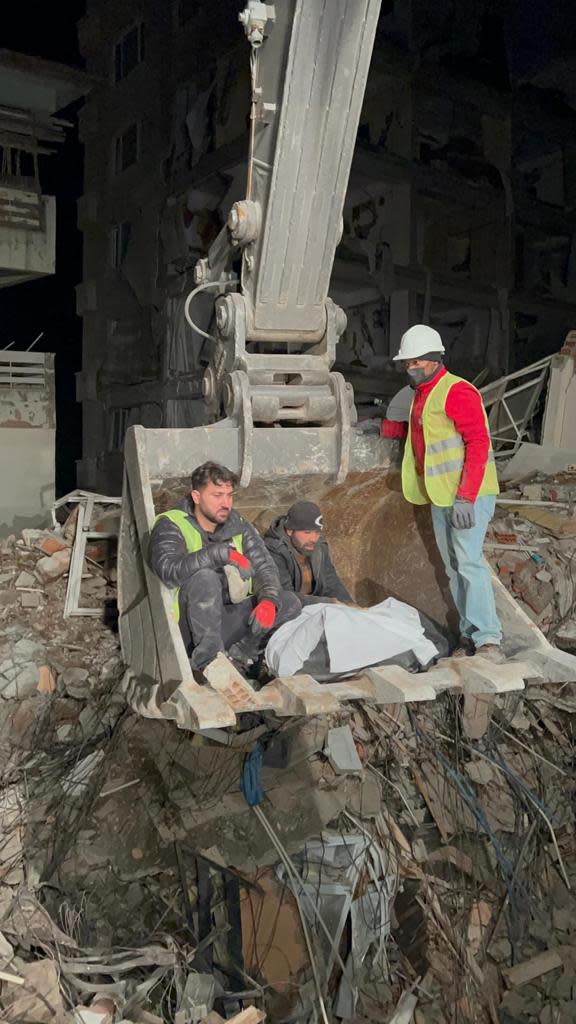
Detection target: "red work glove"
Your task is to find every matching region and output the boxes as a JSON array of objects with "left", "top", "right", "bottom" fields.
[
  {"left": 228, "top": 548, "right": 253, "bottom": 580},
  {"left": 249, "top": 599, "right": 277, "bottom": 635}
]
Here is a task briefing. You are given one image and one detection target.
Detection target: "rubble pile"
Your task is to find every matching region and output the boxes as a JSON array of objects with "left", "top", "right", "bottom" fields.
[
  {"left": 486, "top": 471, "right": 576, "bottom": 650},
  {"left": 0, "top": 502, "right": 576, "bottom": 1023}
]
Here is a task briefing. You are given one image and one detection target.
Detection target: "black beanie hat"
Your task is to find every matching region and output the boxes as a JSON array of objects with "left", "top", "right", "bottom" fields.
[{"left": 285, "top": 501, "right": 324, "bottom": 531}]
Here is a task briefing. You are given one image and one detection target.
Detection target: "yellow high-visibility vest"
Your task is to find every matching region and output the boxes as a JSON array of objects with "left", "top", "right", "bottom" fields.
[
  {"left": 401, "top": 371, "right": 499, "bottom": 507},
  {"left": 155, "top": 509, "right": 250, "bottom": 621}
]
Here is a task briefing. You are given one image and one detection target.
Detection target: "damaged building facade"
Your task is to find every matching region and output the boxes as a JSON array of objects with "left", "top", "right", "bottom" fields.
[
  {"left": 0, "top": 50, "right": 90, "bottom": 533},
  {"left": 76, "top": 0, "right": 576, "bottom": 492}
]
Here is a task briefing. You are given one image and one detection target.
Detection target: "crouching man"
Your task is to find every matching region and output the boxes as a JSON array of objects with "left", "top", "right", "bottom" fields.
[
  {"left": 265, "top": 500, "right": 353, "bottom": 606},
  {"left": 148, "top": 462, "right": 301, "bottom": 673}
]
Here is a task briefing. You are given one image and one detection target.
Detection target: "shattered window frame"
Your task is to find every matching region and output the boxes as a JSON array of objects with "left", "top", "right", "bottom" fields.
[{"left": 113, "top": 22, "right": 146, "bottom": 84}]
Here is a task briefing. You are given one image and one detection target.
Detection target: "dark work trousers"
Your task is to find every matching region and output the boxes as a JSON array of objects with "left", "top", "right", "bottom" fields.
[{"left": 178, "top": 568, "right": 301, "bottom": 670}]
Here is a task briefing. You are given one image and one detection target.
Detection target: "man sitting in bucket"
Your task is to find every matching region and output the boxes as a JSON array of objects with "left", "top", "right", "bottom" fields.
[
  {"left": 265, "top": 500, "right": 353, "bottom": 606},
  {"left": 148, "top": 461, "right": 301, "bottom": 676}
]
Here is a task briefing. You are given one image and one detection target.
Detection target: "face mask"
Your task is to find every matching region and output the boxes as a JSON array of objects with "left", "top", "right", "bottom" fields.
[
  {"left": 406, "top": 367, "right": 428, "bottom": 386},
  {"left": 406, "top": 365, "right": 440, "bottom": 386}
]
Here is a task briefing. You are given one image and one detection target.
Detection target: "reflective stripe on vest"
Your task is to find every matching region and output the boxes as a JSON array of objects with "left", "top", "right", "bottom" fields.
[
  {"left": 401, "top": 371, "right": 499, "bottom": 507},
  {"left": 155, "top": 509, "right": 249, "bottom": 621}
]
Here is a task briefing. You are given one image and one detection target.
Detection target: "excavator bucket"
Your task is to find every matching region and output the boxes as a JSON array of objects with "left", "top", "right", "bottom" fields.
[
  {"left": 117, "top": 1, "right": 576, "bottom": 727},
  {"left": 118, "top": 424, "right": 576, "bottom": 732}
]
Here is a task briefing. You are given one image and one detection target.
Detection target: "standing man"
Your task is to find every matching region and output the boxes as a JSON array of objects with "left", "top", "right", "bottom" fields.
[
  {"left": 148, "top": 462, "right": 301, "bottom": 673},
  {"left": 382, "top": 324, "right": 503, "bottom": 661},
  {"left": 265, "top": 500, "right": 353, "bottom": 605}
]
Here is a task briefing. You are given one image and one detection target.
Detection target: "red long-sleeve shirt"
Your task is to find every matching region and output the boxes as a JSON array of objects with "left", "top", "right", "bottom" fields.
[{"left": 381, "top": 367, "right": 491, "bottom": 502}]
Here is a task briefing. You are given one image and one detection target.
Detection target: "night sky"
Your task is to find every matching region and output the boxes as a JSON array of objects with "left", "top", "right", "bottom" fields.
[{"left": 0, "top": 0, "right": 573, "bottom": 495}]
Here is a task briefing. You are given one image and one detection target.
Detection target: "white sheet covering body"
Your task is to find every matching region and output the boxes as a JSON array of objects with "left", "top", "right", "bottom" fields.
[{"left": 265, "top": 598, "right": 438, "bottom": 677}]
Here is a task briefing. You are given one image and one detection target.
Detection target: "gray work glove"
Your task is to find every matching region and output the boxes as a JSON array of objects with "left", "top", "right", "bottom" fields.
[{"left": 451, "top": 499, "right": 475, "bottom": 529}]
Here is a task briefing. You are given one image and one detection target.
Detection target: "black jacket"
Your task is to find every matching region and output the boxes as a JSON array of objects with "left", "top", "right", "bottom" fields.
[
  {"left": 264, "top": 516, "right": 352, "bottom": 606},
  {"left": 148, "top": 496, "right": 282, "bottom": 605}
]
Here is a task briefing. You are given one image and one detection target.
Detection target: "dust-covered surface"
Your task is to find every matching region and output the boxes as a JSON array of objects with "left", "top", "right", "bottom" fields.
[
  {"left": 1, "top": 500, "right": 576, "bottom": 1023},
  {"left": 486, "top": 472, "right": 576, "bottom": 652}
]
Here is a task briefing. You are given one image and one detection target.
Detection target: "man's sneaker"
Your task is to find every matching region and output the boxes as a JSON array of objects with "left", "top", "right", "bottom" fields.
[{"left": 475, "top": 644, "right": 506, "bottom": 664}]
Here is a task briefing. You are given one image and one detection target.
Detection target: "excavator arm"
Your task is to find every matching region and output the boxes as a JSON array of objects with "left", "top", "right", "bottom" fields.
[{"left": 189, "top": 0, "right": 382, "bottom": 484}]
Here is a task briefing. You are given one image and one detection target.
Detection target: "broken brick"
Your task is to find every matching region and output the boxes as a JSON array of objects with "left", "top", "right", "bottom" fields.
[
  {"left": 35, "top": 535, "right": 70, "bottom": 556},
  {"left": 37, "top": 666, "right": 56, "bottom": 695},
  {"left": 35, "top": 548, "right": 72, "bottom": 583}
]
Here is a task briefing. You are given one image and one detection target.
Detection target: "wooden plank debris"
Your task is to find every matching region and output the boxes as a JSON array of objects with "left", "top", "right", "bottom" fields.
[{"left": 503, "top": 950, "right": 563, "bottom": 987}]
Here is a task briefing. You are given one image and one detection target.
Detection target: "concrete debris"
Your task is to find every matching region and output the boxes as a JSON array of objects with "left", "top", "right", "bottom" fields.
[
  {"left": 1, "top": 507, "right": 576, "bottom": 1023},
  {"left": 35, "top": 547, "right": 72, "bottom": 583},
  {"left": 487, "top": 467, "right": 576, "bottom": 648},
  {"left": 324, "top": 723, "right": 363, "bottom": 774},
  {"left": 175, "top": 974, "right": 216, "bottom": 1024},
  {"left": 15, "top": 570, "right": 36, "bottom": 588},
  {"left": 386, "top": 990, "right": 418, "bottom": 1024},
  {"left": 73, "top": 998, "right": 115, "bottom": 1024},
  {"left": 62, "top": 666, "right": 92, "bottom": 699},
  {"left": 0, "top": 957, "right": 67, "bottom": 1022}
]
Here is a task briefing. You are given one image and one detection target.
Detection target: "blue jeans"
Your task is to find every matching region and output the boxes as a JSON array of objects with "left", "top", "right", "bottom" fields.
[{"left": 431, "top": 495, "right": 502, "bottom": 649}]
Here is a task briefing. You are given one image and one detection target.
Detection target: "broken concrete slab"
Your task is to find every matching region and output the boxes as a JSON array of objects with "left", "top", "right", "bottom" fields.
[
  {"left": 61, "top": 666, "right": 91, "bottom": 699},
  {"left": 462, "top": 692, "right": 495, "bottom": 739},
  {"left": 35, "top": 548, "right": 71, "bottom": 583},
  {"left": 0, "top": 662, "right": 41, "bottom": 699},
  {"left": 15, "top": 570, "right": 36, "bottom": 588},
  {"left": 73, "top": 999, "right": 114, "bottom": 1024},
  {"left": 325, "top": 725, "right": 363, "bottom": 775},
  {"left": 174, "top": 973, "right": 216, "bottom": 1024},
  {"left": 501, "top": 443, "right": 576, "bottom": 482},
  {"left": 0, "top": 957, "right": 67, "bottom": 1023}
]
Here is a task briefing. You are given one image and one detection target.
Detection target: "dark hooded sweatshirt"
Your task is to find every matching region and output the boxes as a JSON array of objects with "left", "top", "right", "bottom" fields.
[
  {"left": 148, "top": 495, "right": 282, "bottom": 605},
  {"left": 264, "top": 516, "right": 352, "bottom": 606}
]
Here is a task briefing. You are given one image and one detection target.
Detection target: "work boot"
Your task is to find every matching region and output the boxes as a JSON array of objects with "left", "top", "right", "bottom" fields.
[
  {"left": 227, "top": 637, "right": 262, "bottom": 675},
  {"left": 475, "top": 644, "right": 506, "bottom": 664}
]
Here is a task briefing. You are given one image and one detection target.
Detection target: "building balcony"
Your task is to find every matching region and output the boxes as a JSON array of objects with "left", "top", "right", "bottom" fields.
[{"left": 0, "top": 182, "right": 55, "bottom": 288}]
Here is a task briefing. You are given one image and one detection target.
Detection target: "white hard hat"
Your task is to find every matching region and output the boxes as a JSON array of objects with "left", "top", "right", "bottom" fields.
[{"left": 393, "top": 324, "right": 445, "bottom": 361}]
